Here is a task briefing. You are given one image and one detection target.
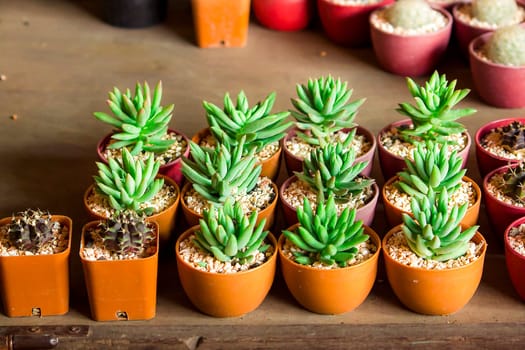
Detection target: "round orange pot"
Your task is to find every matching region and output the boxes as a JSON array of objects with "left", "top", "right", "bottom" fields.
[
  {"left": 80, "top": 220, "right": 159, "bottom": 321},
  {"left": 382, "top": 226, "right": 487, "bottom": 315},
  {"left": 0, "top": 215, "right": 72, "bottom": 317},
  {"left": 382, "top": 175, "right": 481, "bottom": 229},
  {"left": 278, "top": 224, "right": 381, "bottom": 314},
  {"left": 83, "top": 175, "right": 180, "bottom": 243},
  {"left": 175, "top": 226, "right": 277, "bottom": 317}
]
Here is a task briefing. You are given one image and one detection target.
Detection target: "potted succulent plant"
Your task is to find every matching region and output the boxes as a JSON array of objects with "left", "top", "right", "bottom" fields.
[
  {"left": 284, "top": 75, "right": 375, "bottom": 176},
  {"left": 382, "top": 141, "right": 481, "bottom": 228},
  {"left": 383, "top": 189, "right": 487, "bottom": 315},
  {"left": 377, "top": 71, "right": 476, "bottom": 181},
  {"left": 504, "top": 216, "right": 525, "bottom": 301},
  {"left": 176, "top": 199, "right": 277, "bottom": 317},
  {"left": 280, "top": 130, "right": 379, "bottom": 227},
  {"left": 279, "top": 194, "right": 381, "bottom": 314},
  {"left": 469, "top": 24, "right": 525, "bottom": 108},
  {"left": 94, "top": 81, "right": 190, "bottom": 186},
  {"left": 0, "top": 209, "right": 71, "bottom": 317},
  {"left": 253, "top": 0, "right": 314, "bottom": 31},
  {"left": 193, "top": 90, "right": 292, "bottom": 180},
  {"left": 370, "top": 0, "right": 453, "bottom": 76},
  {"left": 83, "top": 148, "right": 180, "bottom": 242},
  {"left": 80, "top": 211, "right": 159, "bottom": 321},
  {"left": 102, "top": 0, "right": 168, "bottom": 28}
]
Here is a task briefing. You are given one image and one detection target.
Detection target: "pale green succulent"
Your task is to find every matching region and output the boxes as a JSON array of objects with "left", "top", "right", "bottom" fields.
[
  {"left": 472, "top": 0, "right": 520, "bottom": 26},
  {"left": 384, "top": 0, "right": 442, "bottom": 30},
  {"left": 484, "top": 25, "right": 525, "bottom": 66}
]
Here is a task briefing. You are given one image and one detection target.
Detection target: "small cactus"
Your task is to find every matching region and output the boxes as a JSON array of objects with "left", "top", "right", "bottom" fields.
[
  {"left": 501, "top": 163, "right": 525, "bottom": 204},
  {"left": 471, "top": 0, "right": 520, "bottom": 26},
  {"left": 384, "top": 0, "right": 442, "bottom": 30},
  {"left": 500, "top": 121, "right": 525, "bottom": 152},
  {"left": 7, "top": 209, "right": 60, "bottom": 253},
  {"left": 484, "top": 25, "right": 525, "bottom": 66}
]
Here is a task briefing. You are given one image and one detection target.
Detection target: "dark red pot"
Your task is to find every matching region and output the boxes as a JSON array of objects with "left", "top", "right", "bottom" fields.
[
  {"left": 317, "top": 0, "right": 394, "bottom": 47},
  {"left": 504, "top": 216, "right": 525, "bottom": 301},
  {"left": 377, "top": 119, "right": 471, "bottom": 182},
  {"left": 97, "top": 129, "right": 190, "bottom": 187},
  {"left": 475, "top": 118, "right": 525, "bottom": 178},
  {"left": 253, "top": 0, "right": 313, "bottom": 31},
  {"left": 370, "top": 5, "right": 452, "bottom": 76},
  {"left": 279, "top": 175, "right": 379, "bottom": 227}
]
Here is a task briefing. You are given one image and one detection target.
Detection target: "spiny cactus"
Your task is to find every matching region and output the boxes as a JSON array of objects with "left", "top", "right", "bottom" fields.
[
  {"left": 7, "top": 209, "right": 60, "bottom": 252},
  {"left": 501, "top": 163, "right": 525, "bottom": 204},
  {"left": 499, "top": 121, "right": 525, "bottom": 152},
  {"left": 181, "top": 136, "right": 262, "bottom": 204},
  {"left": 397, "top": 141, "right": 466, "bottom": 199},
  {"left": 472, "top": 0, "right": 520, "bottom": 26},
  {"left": 484, "top": 25, "right": 525, "bottom": 66},
  {"left": 94, "top": 81, "right": 175, "bottom": 155},
  {"left": 193, "top": 198, "right": 269, "bottom": 263},
  {"left": 204, "top": 91, "right": 292, "bottom": 154},
  {"left": 397, "top": 71, "right": 476, "bottom": 143},
  {"left": 295, "top": 129, "right": 374, "bottom": 202},
  {"left": 94, "top": 148, "right": 164, "bottom": 216},
  {"left": 402, "top": 188, "right": 478, "bottom": 261},
  {"left": 384, "top": 0, "right": 442, "bottom": 30},
  {"left": 290, "top": 76, "right": 365, "bottom": 146},
  {"left": 283, "top": 194, "right": 369, "bottom": 267}
]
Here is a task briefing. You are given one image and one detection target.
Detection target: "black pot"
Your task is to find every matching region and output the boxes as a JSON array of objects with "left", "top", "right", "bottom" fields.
[{"left": 103, "top": 0, "right": 168, "bottom": 28}]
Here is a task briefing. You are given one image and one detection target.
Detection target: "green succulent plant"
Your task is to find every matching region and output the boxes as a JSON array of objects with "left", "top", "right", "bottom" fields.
[
  {"left": 94, "top": 81, "right": 175, "bottom": 155},
  {"left": 295, "top": 129, "right": 374, "bottom": 203},
  {"left": 181, "top": 136, "right": 262, "bottom": 204},
  {"left": 193, "top": 198, "right": 269, "bottom": 264},
  {"left": 384, "top": 0, "right": 442, "bottom": 30},
  {"left": 204, "top": 91, "right": 292, "bottom": 154},
  {"left": 282, "top": 194, "right": 370, "bottom": 267},
  {"left": 484, "top": 25, "right": 525, "bottom": 67},
  {"left": 397, "top": 141, "right": 466, "bottom": 199},
  {"left": 7, "top": 209, "right": 60, "bottom": 253},
  {"left": 94, "top": 148, "right": 164, "bottom": 216},
  {"left": 471, "top": 0, "right": 520, "bottom": 26},
  {"left": 397, "top": 71, "right": 476, "bottom": 143},
  {"left": 500, "top": 163, "right": 525, "bottom": 204},
  {"left": 402, "top": 188, "right": 478, "bottom": 261},
  {"left": 290, "top": 76, "right": 365, "bottom": 146}
]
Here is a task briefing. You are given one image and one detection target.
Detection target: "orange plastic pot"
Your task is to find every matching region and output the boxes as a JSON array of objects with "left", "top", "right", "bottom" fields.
[
  {"left": 80, "top": 220, "right": 159, "bottom": 321},
  {"left": 0, "top": 215, "right": 71, "bottom": 317},
  {"left": 83, "top": 175, "right": 180, "bottom": 243},
  {"left": 191, "top": 0, "right": 251, "bottom": 48},
  {"left": 383, "top": 226, "right": 487, "bottom": 315},
  {"left": 278, "top": 224, "right": 381, "bottom": 314},
  {"left": 175, "top": 226, "right": 277, "bottom": 317},
  {"left": 382, "top": 175, "right": 481, "bottom": 229}
]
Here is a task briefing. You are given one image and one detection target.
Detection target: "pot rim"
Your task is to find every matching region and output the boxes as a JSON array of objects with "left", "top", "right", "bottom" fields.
[
  {"left": 318, "top": 0, "right": 393, "bottom": 10},
  {"left": 504, "top": 216, "right": 525, "bottom": 260},
  {"left": 475, "top": 117, "right": 525, "bottom": 162},
  {"left": 483, "top": 163, "right": 525, "bottom": 210}
]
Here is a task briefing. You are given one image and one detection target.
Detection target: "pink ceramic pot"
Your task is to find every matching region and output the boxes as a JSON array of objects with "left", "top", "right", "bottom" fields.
[
  {"left": 504, "top": 216, "right": 525, "bottom": 301},
  {"left": 253, "top": 0, "right": 313, "bottom": 31},
  {"left": 317, "top": 0, "right": 394, "bottom": 46},
  {"left": 97, "top": 129, "right": 190, "bottom": 187},
  {"left": 475, "top": 118, "right": 525, "bottom": 178},
  {"left": 279, "top": 175, "right": 379, "bottom": 227},
  {"left": 469, "top": 29, "right": 525, "bottom": 108},
  {"left": 370, "top": 5, "right": 452, "bottom": 76},
  {"left": 377, "top": 119, "right": 471, "bottom": 182}
]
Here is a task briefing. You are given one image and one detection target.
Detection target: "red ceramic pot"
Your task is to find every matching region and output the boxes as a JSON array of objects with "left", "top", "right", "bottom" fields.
[
  {"left": 370, "top": 5, "right": 452, "bottom": 76},
  {"left": 97, "top": 129, "right": 190, "bottom": 187},
  {"left": 279, "top": 175, "right": 379, "bottom": 227},
  {"left": 469, "top": 28, "right": 525, "bottom": 109},
  {"left": 253, "top": 0, "right": 313, "bottom": 31},
  {"left": 377, "top": 119, "right": 471, "bottom": 181},
  {"left": 317, "top": 0, "right": 394, "bottom": 46},
  {"left": 475, "top": 118, "right": 525, "bottom": 178},
  {"left": 504, "top": 216, "right": 525, "bottom": 301}
]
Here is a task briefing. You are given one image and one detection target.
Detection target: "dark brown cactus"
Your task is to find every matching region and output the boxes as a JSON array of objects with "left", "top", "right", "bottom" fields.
[
  {"left": 500, "top": 121, "right": 525, "bottom": 152},
  {"left": 7, "top": 209, "right": 59, "bottom": 252},
  {"left": 98, "top": 211, "right": 155, "bottom": 255},
  {"left": 502, "top": 163, "right": 525, "bottom": 203}
]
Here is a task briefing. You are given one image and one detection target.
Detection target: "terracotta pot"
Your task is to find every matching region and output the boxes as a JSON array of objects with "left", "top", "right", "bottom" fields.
[
  {"left": 278, "top": 224, "right": 381, "bottom": 314},
  {"left": 180, "top": 180, "right": 278, "bottom": 230},
  {"left": 383, "top": 226, "right": 487, "bottom": 315},
  {"left": 83, "top": 175, "right": 180, "bottom": 243},
  {"left": 504, "top": 216, "right": 525, "bottom": 301},
  {"left": 102, "top": 0, "right": 167, "bottom": 28},
  {"left": 370, "top": 5, "right": 452, "bottom": 76},
  {"left": 469, "top": 28, "right": 525, "bottom": 109},
  {"left": 80, "top": 220, "right": 159, "bottom": 321},
  {"left": 175, "top": 227, "right": 277, "bottom": 317},
  {"left": 191, "top": 127, "right": 283, "bottom": 180},
  {"left": 475, "top": 118, "right": 525, "bottom": 178},
  {"left": 253, "top": 0, "right": 313, "bottom": 31},
  {"left": 317, "top": 0, "right": 394, "bottom": 46},
  {"left": 382, "top": 175, "right": 481, "bottom": 229},
  {"left": 191, "top": 0, "right": 251, "bottom": 48},
  {"left": 0, "top": 215, "right": 71, "bottom": 317},
  {"left": 97, "top": 129, "right": 190, "bottom": 187},
  {"left": 279, "top": 175, "right": 379, "bottom": 227},
  {"left": 377, "top": 119, "right": 471, "bottom": 181},
  {"left": 282, "top": 126, "right": 376, "bottom": 177}
]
